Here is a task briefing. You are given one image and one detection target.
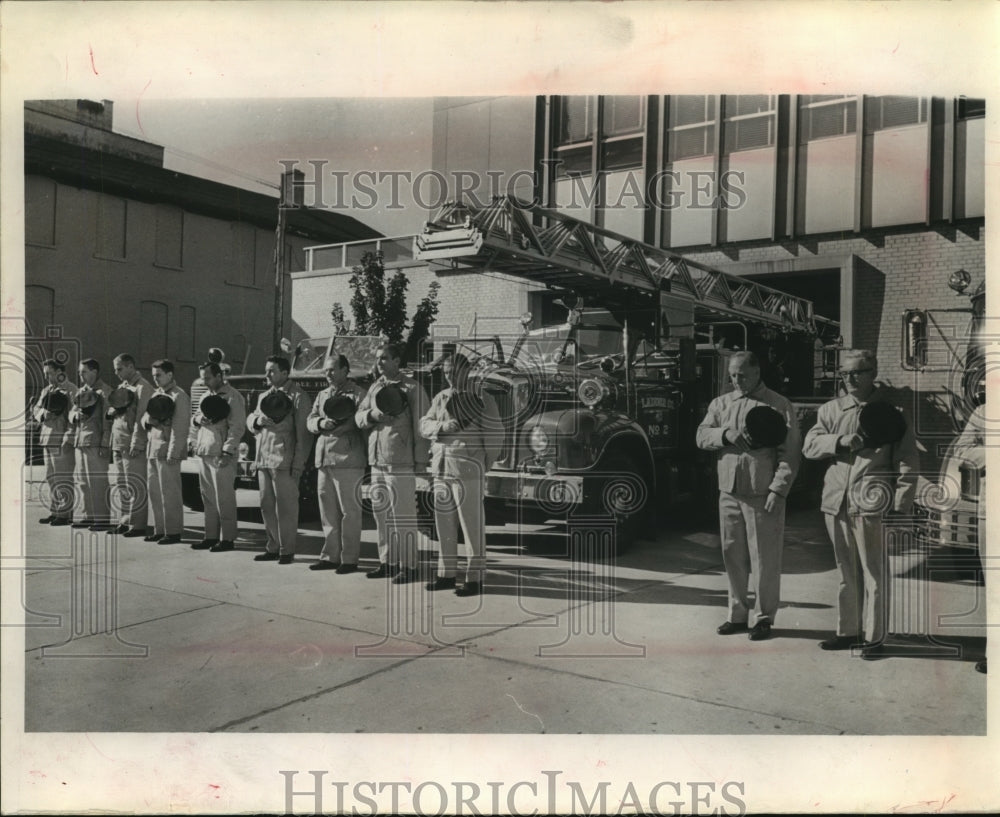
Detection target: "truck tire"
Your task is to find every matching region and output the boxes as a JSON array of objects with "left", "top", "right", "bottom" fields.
[{"left": 577, "top": 452, "right": 651, "bottom": 553}]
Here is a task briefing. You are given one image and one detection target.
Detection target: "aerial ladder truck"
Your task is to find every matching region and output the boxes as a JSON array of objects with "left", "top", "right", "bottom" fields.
[{"left": 416, "top": 196, "right": 840, "bottom": 549}]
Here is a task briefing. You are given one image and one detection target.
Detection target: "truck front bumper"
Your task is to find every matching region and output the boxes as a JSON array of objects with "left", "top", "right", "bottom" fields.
[
  {"left": 485, "top": 470, "right": 584, "bottom": 505},
  {"left": 913, "top": 502, "right": 980, "bottom": 550}
]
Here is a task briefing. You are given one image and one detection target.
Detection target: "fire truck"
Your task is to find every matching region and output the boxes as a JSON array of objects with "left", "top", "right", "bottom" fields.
[
  {"left": 904, "top": 271, "right": 988, "bottom": 550},
  {"left": 415, "top": 196, "right": 840, "bottom": 549}
]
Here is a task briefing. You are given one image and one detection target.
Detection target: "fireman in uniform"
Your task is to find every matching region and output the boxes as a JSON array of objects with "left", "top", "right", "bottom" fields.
[
  {"left": 142, "top": 359, "right": 191, "bottom": 544},
  {"left": 32, "top": 358, "right": 76, "bottom": 526},
  {"left": 419, "top": 353, "right": 501, "bottom": 596},
  {"left": 70, "top": 358, "right": 114, "bottom": 530},
  {"left": 355, "top": 342, "right": 431, "bottom": 584},
  {"left": 696, "top": 351, "right": 802, "bottom": 641},
  {"left": 247, "top": 355, "right": 311, "bottom": 564},
  {"left": 110, "top": 354, "right": 154, "bottom": 537},
  {"left": 306, "top": 354, "right": 368, "bottom": 573},
  {"left": 803, "top": 349, "right": 918, "bottom": 658},
  {"left": 189, "top": 360, "right": 247, "bottom": 553}
]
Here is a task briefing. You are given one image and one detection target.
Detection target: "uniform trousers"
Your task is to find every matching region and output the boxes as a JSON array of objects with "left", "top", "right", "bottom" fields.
[
  {"left": 199, "top": 455, "right": 238, "bottom": 542},
  {"left": 824, "top": 510, "right": 886, "bottom": 643},
  {"left": 43, "top": 443, "right": 75, "bottom": 520},
  {"left": 317, "top": 466, "right": 365, "bottom": 565},
  {"left": 371, "top": 466, "right": 418, "bottom": 569},
  {"left": 433, "top": 475, "right": 486, "bottom": 583},
  {"left": 147, "top": 458, "right": 183, "bottom": 536},
  {"left": 113, "top": 450, "right": 148, "bottom": 529},
  {"left": 258, "top": 467, "right": 299, "bottom": 556},
  {"left": 719, "top": 490, "right": 785, "bottom": 626},
  {"left": 74, "top": 447, "right": 110, "bottom": 523}
]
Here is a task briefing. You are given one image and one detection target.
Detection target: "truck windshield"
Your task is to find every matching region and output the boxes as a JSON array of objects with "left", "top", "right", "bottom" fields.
[
  {"left": 510, "top": 324, "right": 623, "bottom": 367},
  {"left": 291, "top": 338, "right": 330, "bottom": 373}
]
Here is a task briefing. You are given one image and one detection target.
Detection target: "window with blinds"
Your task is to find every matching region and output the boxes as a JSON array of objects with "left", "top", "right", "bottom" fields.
[
  {"left": 864, "top": 96, "right": 927, "bottom": 132},
  {"left": 601, "top": 95, "right": 644, "bottom": 171},
  {"left": 798, "top": 95, "right": 858, "bottom": 142},
  {"left": 723, "top": 95, "right": 776, "bottom": 153},
  {"left": 668, "top": 96, "right": 716, "bottom": 161}
]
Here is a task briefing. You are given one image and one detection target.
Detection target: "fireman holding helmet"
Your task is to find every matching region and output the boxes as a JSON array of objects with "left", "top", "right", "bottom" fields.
[
  {"left": 696, "top": 351, "right": 802, "bottom": 642},
  {"left": 419, "top": 352, "right": 501, "bottom": 596}
]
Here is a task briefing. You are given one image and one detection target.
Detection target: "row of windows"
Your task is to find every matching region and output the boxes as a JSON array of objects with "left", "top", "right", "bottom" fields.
[
  {"left": 24, "top": 178, "right": 290, "bottom": 288},
  {"left": 553, "top": 94, "right": 980, "bottom": 172},
  {"left": 546, "top": 94, "right": 985, "bottom": 247}
]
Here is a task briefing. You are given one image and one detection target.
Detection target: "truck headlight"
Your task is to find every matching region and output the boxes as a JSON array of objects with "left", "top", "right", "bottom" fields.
[
  {"left": 578, "top": 378, "right": 610, "bottom": 407},
  {"left": 529, "top": 425, "right": 549, "bottom": 454},
  {"left": 514, "top": 382, "right": 531, "bottom": 412}
]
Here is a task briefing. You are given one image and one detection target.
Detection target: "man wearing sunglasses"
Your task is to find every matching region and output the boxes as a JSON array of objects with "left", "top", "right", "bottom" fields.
[{"left": 803, "top": 349, "right": 919, "bottom": 659}]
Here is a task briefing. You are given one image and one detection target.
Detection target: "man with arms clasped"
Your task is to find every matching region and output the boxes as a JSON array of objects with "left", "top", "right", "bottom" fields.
[
  {"left": 696, "top": 351, "right": 801, "bottom": 642},
  {"left": 142, "top": 359, "right": 190, "bottom": 545},
  {"left": 355, "top": 343, "right": 431, "bottom": 584},
  {"left": 32, "top": 359, "right": 76, "bottom": 527},
  {"left": 307, "top": 354, "right": 368, "bottom": 574},
  {"left": 803, "top": 349, "right": 918, "bottom": 659},
  {"left": 247, "top": 356, "right": 311, "bottom": 565},
  {"left": 190, "top": 360, "right": 247, "bottom": 553},
  {"left": 110, "top": 354, "right": 154, "bottom": 537}
]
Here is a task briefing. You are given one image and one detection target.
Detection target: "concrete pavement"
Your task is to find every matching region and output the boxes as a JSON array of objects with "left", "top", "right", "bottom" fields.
[{"left": 18, "top": 475, "right": 987, "bottom": 735}]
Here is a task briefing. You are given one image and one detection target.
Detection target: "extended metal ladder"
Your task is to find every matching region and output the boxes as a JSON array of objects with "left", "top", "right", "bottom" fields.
[{"left": 416, "top": 196, "right": 819, "bottom": 334}]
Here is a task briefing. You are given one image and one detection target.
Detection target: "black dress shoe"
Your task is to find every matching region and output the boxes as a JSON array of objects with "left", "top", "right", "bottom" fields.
[
  {"left": 717, "top": 621, "right": 748, "bottom": 635},
  {"left": 122, "top": 527, "right": 147, "bottom": 537},
  {"left": 748, "top": 621, "right": 771, "bottom": 641},
  {"left": 254, "top": 552, "right": 280, "bottom": 562},
  {"left": 190, "top": 539, "right": 218, "bottom": 550},
  {"left": 71, "top": 519, "right": 95, "bottom": 528},
  {"left": 50, "top": 518, "right": 71, "bottom": 527},
  {"left": 310, "top": 560, "right": 339, "bottom": 571},
  {"left": 38, "top": 515, "right": 54, "bottom": 525},
  {"left": 335, "top": 563, "right": 358, "bottom": 575},
  {"left": 455, "top": 581, "right": 482, "bottom": 597},
  {"left": 975, "top": 659, "right": 987, "bottom": 674},
  {"left": 392, "top": 567, "right": 420, "bottom": 584},
  {"left": 819, "top": 635, "right": 861, "bottom": 651},
  {"left": 278, "top": 555, "right": 294, "bottom": 565},
  {"left": 113, "top": 524, "right": 130, "bottom": 535},
  {"left": 143, "top": 533, "right": 164, "bottom": 543},
  {"left": 158, "top": 534, "right": 182, "bottom": 545},
  {"left": 210, "top": 540, "right": 235, "bottom": 552},
  {"left": 425, "top": 576, "right": 457, "bottom": 591},
  {"left": 366, "top": 563, "right": 390, "bottom": 578}
]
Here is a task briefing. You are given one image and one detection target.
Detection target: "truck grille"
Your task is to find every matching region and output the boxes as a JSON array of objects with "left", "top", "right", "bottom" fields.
[{"left": 486, "top": 388, "right": 517, "bottom": 469}]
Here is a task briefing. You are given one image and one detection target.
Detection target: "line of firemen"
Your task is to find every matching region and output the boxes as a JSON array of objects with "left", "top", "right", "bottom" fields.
[
  {"left": 31, "top": 342, "right": 496, "bottom": 597},
  {"left": 31, "top": 343, "right": 986, "bottom": 664}
]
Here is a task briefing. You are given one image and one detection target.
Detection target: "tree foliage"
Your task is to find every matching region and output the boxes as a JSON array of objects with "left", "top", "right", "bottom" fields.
[
  {"left": 330, "top": 302, "right": 348, "bottom": 335},
  {"left": 405, "top": 280, "right": 441, "bottom": 364},
  {"left": 341, "top": 250, "right": 441, "bottom": 364}
]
